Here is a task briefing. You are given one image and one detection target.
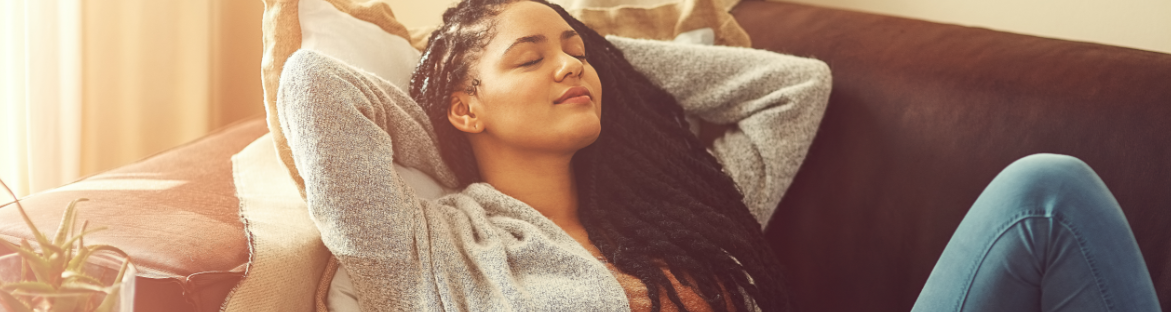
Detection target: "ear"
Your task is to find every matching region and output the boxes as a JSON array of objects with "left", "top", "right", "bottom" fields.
[{"left": 447, "top": 92, "right": 483, "bottom": 134}]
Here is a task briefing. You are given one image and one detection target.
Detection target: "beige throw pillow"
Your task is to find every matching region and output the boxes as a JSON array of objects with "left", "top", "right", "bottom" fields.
[
  {"left": 551, "top": 0, "right": 741, "bottom": 11},
  {"left": 561, "top": 0, "right": 750, "bottom": 47}
]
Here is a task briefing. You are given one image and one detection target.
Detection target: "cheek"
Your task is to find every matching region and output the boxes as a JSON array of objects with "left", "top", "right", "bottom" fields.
[
  {"left": 481, "top": 79, "right": 546, "bottom": 121},
  {"left": 475, "top": 77, "right": 552, "bottom": 135},
  {"left": 585, "top": 66, "right": 603, "bottom": 115}
]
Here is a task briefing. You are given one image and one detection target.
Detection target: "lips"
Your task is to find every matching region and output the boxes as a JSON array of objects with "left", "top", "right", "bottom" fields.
[{"left": 554, "top": 86, "right": 592, "bottom": 104}]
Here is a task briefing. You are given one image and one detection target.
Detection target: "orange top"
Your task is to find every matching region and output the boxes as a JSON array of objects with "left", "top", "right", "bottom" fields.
[{"left": 595, "top": 255, "right": 739, "bottom": 312}]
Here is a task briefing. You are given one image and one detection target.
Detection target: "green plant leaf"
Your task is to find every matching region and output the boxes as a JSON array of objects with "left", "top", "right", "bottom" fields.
[
  {"left": 57, "top": 281, "right": 110, "bottom": 294},
  {"left": 5, "top": 240, "right": 50, "bottom": 283},
  {"left": 0, "top": 289, "right": 33, "bottom": 312},
  {"left": 112, "top": 255, "right": 129, "bottom": 285},
  {"left": 93, "top": 254, "right": 131, "bottom": 312},
  {"left": 0, "top": 239, "right": 30, "bottom": 259},
  {"left": 58, "top": 226, "right": 107, "bottom": 254},
  {"left": 0, "top": 239, "right": 39, "bottom": 262},
  {"left": 60, "top": 270, "right": 102, "bottom": 286},
  {"left": 0, "top": 179, "right": 47, "bottom": 256},
  {"left": 0, "top": 281, "right": 56, "bottom": 293},
  {"left": 47, "top": 251, "right": 67, "bottom": 285},
  {"left": 94, "top": 284, "right": 120, "bottom": 312},
  {"left": 18, "top": 239, "right": 38, "bottom": 258},
  {"left": 94, "top": 258, "right": 129, "bottom": 312},
  {"left": 0, "top": 195, "right": 133, "bottom": 312},
  {"left": 59, "top": 224, "right": 108, "bottom": 281},
  {"left": 40, "top": 243, "right": 65, "bottom": 259},
  {"left": 84, "top": 245, "right": 129, "bottom": 259},
  {"left": 7, "top": 289, "right": 98, "bottom": 299},
  {"left": 79, "top": 220, "right": 89, "bottom": 250},
  {"left": 51, "top": 295, "right": 82, "bottom": 312},
  {"left": 20, "top": 256, "right": 30, "bottom": 282},
  {"left": 43, "top": 247, "right": 69, "bottom": 286},
  {"left": 52, "top": 198, "right": 87, "bottom": 246},
  {"left": 63, "top": 244, "right": 73, "bottom": 273},
  {"left": 13, "top": 204, "right": 54, "bottom": 262},
  {"left": 65, "top": 247, "right": 92, "bottom": 273}
]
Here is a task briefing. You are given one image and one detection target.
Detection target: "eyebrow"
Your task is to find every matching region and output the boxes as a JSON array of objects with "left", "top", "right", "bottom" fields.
[{"left": 502, "top": 30, "right": 580, "bottom": 55}]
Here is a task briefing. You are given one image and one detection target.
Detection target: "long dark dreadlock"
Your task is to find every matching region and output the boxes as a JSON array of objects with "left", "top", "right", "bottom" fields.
[{"left": 408, "top": 1, "right": 792, "bottom": 311}]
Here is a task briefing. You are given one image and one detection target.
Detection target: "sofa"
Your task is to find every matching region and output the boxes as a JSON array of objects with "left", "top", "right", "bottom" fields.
[
  {"left": 731, "top": 1, "right": 1171, "bottom": 311},
  {"left": 2, "top": 1, "right": 1167, "bottom": 311}
]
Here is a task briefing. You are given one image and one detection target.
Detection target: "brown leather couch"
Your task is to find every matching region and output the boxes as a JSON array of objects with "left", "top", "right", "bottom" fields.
[
  {"left": 2, "top": 1, "right": 1167, "bottom": 311},
  {"left": 732, "top": 1, "right": 1171, "bottom": 311}
]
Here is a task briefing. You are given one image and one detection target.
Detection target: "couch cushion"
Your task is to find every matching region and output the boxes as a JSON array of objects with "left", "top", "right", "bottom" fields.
[
  {"left": 0, "top": 118, "right": 268, "bottom": 312},
  {"left": 733, "top": 1, "right": 1171, "bottom": 312}
]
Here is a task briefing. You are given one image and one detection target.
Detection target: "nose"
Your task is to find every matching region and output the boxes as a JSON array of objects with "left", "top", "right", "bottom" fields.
[{"left": 553, "top": 52, "right": 584, "bottom": 82}]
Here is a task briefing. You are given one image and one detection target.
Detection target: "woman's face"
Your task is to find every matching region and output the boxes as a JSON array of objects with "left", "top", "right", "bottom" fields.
[{"left": 452, "top": 0, "right": 603, "bottom": 155}]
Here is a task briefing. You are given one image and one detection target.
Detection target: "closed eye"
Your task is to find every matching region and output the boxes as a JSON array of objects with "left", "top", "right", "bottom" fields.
[{"left": 520, "top": 57, "right": 543, "bottom": 67}]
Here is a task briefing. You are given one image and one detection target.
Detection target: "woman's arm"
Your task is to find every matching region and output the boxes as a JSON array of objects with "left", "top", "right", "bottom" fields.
[
  {"left": 276, "top": 49, "right": 448, "bottom": 310},
  {"left": 607, "top": 36, "right": 832, "bottom": 229}
]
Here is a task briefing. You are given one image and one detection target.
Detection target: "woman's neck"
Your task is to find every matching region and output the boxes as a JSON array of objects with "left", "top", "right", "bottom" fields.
[{"left": 472, "top": 145, "right": 580, "bottom": 227}]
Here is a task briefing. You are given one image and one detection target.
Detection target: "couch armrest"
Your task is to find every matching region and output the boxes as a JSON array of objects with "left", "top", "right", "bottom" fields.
[{"left": 0, "top": 118, "right": 269, "bottom": 312}]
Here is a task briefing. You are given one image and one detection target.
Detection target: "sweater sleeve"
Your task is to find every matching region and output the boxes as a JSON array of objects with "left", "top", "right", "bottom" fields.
[
  {"left": 606, "top": 36, "right": 831, "bottom": 230},
  {"left": 276, "top": 49, "right": 449, "bottom": 311}
]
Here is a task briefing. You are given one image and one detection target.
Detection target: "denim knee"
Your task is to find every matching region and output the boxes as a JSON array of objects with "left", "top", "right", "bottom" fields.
[
  {"left": 1002, "top": 153, "right": 1093, "bottom": 184},
  {"left": 987, "top": 153, "right": 1113, "bottom": 217},
  {"left": 920, "top": 154, "right": 1157, "bottom": 312}
]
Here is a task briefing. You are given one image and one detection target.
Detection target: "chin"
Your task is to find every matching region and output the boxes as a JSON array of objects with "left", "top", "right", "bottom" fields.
[
  {"left": 564, "top": 122, "right": 602, "bottom": 151},
  {"left": 543, "top": 115, "right": 597, "bottom": 151}
]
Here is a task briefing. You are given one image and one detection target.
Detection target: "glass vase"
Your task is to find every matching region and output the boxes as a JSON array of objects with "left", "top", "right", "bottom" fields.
[{"left": 0, "top": 252, "right": 136, "bottom": 312}]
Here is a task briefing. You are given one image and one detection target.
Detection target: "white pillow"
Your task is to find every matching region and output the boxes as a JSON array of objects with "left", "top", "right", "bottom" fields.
[{"left": 299, "top": 0, "right": 419, "bottom": 88}]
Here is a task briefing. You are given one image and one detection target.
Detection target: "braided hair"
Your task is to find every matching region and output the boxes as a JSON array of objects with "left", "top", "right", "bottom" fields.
[{"left": 408, "top": 1, "right": 792, "bottom": 311}]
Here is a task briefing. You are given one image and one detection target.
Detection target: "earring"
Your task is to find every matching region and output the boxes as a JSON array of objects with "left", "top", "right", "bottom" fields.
[{"left": 465, "top": 78, "right": 481, "bottom": 95}]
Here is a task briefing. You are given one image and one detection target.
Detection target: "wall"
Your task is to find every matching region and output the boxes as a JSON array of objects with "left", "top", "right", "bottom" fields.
[
  {"left": 776, "top": 0, "right": 1171, "bottom": 54},
  {"left": 82, "top": 0, "right": 212, "bottom": 176},
  {"left": 78, "top": 0, "right": 442, "bottom": 178},
  {"left": 80, "top": 0, "right": 266, "bottom": 177},
  {"left": 210, "top": 0, "right": 266, "bottom": 130}
]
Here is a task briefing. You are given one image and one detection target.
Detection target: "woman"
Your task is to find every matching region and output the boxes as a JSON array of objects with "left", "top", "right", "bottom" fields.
[{"left": 277, "top": 0, "right": 1160, "bottom": 311}]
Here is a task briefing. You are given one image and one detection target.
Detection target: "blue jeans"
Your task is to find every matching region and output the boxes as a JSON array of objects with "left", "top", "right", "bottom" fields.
[{"left": 911, "top": 154, "right": 1161, "bottom": 312}]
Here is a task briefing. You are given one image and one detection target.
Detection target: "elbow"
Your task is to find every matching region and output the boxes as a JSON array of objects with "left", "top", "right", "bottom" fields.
[
  {"left": 804, "top": 58, "right": 833, "bottom": 93},
  {"left": 813, "top": 60, "right": 833, "bottom": 103},
  {"left": 764, "top": 54, "right": 833, "bottom": 98},
  {"left": 791, "top": 58, "right": 832, "bottom": 107}
]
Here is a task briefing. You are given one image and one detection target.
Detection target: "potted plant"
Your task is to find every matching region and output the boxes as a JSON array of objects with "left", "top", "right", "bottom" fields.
[{"left": 0, "top": 180, "right": 134, "bottom": 312}]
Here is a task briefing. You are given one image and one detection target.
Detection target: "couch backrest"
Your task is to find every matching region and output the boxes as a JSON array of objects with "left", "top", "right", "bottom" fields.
[{"left": 733, "top": 1, "right": 1171, "bottom": 311}]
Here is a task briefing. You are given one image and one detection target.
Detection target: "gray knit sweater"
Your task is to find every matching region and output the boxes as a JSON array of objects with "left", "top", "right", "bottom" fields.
[{"left": 277, "top": 36, "right": 830, "bottom": 312}]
